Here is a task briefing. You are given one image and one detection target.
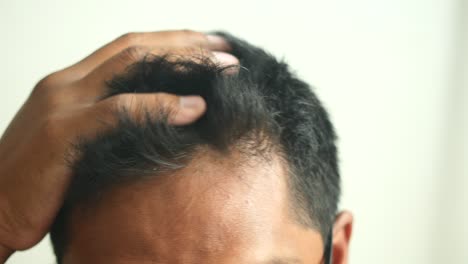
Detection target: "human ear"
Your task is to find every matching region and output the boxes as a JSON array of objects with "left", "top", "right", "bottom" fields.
[{"left": 331, "top": 211, "right": 353, "bottom": 264}]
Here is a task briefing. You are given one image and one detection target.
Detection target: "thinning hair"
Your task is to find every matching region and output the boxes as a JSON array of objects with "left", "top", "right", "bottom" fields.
[{"left": 50, "top": 32, "right": 340, "bottom": 263}]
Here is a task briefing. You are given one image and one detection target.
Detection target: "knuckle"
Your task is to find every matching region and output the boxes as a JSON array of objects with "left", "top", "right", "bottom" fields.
[
  {"left": 32, "top": 80, "right": 66, "bottom": 107},
  {"left": 107, "top": 94, "right": 132, "bottom": 110},
  {"left": 153, "top": 94, "right": 179, "bottom": 116},
  {"left": 179, "top": 29, "right": 200, "bottom": 37},
  {"left": 118, "top": 46, "right": 149, "bottom": 64},
  {"left": 178, "top": 29, "right": 206, "bottom": 42},
  {"left": 115, "top": 94, "right": 130, "bottom": 108},
  {"left": 45, "top": 90, "right": 63, "bottom": 105},
  {"left": 117, "top": 32, "right": 142, "bottom": 46},
  {"left": 34, "top": 72, "right": 60, "bottom": 91},
  {"left": 155, "top": 93, "right": 177, "bottom": 106},
  {"left": 36, "top": 88, "right": 63, "bottom": 109}
]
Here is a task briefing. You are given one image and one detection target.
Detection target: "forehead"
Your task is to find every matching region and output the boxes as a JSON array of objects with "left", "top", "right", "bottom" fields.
[{"left": 64, "top": 150, "right": 322, "bottom": 263}]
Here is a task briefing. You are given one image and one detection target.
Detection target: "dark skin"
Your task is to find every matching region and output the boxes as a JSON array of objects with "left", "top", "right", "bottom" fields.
[
  {"left": 0, "top": 30, "right": 353, "bottom": 264},
  {"left": 65, "top": 150, "right": 324, "bottom": 264}
]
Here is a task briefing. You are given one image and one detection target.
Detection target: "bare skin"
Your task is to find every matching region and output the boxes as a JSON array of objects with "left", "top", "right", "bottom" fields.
[
  {"left": 64, "top": 150, "right": 324, "bottom": 264},
  {"left": 0, "top": 30, "right": 238, "bottom": 263},
  {"left": 64, "top": 148, "right": 353, "bottom": 264}
]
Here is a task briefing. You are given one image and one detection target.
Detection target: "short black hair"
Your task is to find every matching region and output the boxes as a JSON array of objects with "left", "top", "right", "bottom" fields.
[{"left": 50, "top": 32, "right": 340, "bottom": 263}]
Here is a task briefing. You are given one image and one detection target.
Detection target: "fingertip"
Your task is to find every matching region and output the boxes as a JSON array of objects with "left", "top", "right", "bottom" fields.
[
  {"left": 206, "top": 34, "right": 231, "bottom": 51},
  {"left": 212, "top": 51, "right": 239, "bottom": 67},
  {"left": 180, "top": 95, "right": 206, "bottom": 110},
  {"left": 171, "top": 95, "right": 206, "bottom": 125}
]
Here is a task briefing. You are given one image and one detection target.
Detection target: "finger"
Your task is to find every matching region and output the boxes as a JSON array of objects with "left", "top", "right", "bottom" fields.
[
  {"left": 78, "top": 46, "right": 238, "bottom": 99},
  {"left": 88, "top": 93, "right": 206, "bottom": 130},
  {"left": 63, "top": 30, "right": 230, "bottom": 80}
]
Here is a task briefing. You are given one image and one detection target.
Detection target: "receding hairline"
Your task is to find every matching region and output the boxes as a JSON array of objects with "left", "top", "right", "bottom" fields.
[{"left": 51, "top": 32, "right": 340, "bottom": 263}]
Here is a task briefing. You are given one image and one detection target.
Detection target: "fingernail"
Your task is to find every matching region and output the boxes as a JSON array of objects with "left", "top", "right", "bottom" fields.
[
  {"left": 180, "top": 95, "right": 205, "bottom": 109},
  {"left": 212, "top": 51, "right": 239, "bottom": 67}
]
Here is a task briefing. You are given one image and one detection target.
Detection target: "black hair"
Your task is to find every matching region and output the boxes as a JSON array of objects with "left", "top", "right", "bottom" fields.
[{"left": 50, "top": 32, "right": 340, "bottom": 263}]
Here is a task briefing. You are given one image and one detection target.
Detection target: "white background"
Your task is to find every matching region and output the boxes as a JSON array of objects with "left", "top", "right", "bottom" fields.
[{"left": 1, "top": 0, "right": 467, "bottom": 263}]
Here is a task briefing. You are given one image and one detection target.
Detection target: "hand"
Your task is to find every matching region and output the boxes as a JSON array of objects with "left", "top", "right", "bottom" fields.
[{"left": 0, "top": 30, "right": 236, "bottom": 262}]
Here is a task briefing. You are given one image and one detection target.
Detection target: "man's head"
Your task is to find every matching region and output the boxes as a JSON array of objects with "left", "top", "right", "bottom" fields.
[{"left": 50, "top": 32, "right": 352, "bottom": 264}]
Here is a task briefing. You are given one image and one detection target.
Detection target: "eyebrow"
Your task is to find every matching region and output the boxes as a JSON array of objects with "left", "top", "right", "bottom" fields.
[{"left": 256, "top": 257, "right": 303, "bottom": 264}]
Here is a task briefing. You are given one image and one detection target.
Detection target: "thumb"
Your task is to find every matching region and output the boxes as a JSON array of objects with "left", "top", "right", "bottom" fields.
[{"left": 92, "top": 92, "right": 207, "bottom": 126}]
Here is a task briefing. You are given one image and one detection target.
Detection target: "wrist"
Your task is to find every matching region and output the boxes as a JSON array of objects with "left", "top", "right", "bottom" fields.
[{"left": 0, "top": 243, "right": 13, "bottom": 263}]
